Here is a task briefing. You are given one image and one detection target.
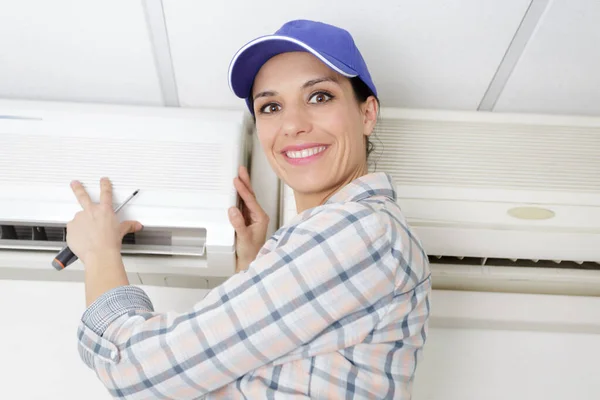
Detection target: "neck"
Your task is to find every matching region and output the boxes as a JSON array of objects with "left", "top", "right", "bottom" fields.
[{"left": 293, "top": 165, "right": 368, "bottom": 214}]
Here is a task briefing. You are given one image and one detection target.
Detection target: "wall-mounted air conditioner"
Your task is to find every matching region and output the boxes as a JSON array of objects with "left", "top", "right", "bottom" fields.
[
  {"left": 281, "top": 108, "right": 600, "bottom": 296},
  {"left": 0, "top": 99, "right": 252, "bottom": 289}
]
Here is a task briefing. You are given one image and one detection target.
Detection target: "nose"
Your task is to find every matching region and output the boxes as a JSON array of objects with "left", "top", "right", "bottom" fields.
[{"left": 279, "top": 105, "right": 312, "bottom": 137}]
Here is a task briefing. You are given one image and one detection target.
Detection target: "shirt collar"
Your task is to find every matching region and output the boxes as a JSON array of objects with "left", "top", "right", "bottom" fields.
[{"left": 325, "top": 172, "right": 397, "bottom": 205}]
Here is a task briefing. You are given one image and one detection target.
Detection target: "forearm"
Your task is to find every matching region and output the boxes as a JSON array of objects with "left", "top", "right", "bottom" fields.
[
  {"left": 77, "top": 271, "right": 281, "bottom": 398},
  {"left": 84, "top": 251, "right": 129, "bottom": 307}
]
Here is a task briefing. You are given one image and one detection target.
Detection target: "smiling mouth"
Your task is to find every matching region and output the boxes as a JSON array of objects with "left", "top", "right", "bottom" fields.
[{"left": 284, "top": 146, "right": 327, "bottom": 159}]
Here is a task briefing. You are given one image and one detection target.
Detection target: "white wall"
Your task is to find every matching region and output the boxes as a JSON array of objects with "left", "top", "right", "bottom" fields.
[
  {"left": 2, "top": 280, "right": 599, "bottom": 400},
  {"left": 0, "top": 280, "right": 210, "bottom": 400},
  {"left": 413, "top": 328, "right": 600, "bottom": 400}
]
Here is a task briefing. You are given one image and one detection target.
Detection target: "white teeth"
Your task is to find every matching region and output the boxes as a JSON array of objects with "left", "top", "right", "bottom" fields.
[{"left": 286, "top": 146, "right": 326, "bottom": 159}]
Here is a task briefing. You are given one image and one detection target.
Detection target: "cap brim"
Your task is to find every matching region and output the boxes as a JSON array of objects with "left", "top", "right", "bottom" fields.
[{"left": 228, "top": 35, "right": 358, "bottom": 100}]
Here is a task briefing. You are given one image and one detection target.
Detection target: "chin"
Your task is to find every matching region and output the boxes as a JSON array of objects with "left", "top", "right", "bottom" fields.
[{"left": 284, "top": 171, "right": 331, "bottom": 195}]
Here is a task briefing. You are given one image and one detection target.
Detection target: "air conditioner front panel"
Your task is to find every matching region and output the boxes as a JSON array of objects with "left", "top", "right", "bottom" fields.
[
  {"left": 399, "top": 198, "right": 600, "bottom": 232},
  {"left": 0, "top": 199, "right": 235, "bottom": 231}
]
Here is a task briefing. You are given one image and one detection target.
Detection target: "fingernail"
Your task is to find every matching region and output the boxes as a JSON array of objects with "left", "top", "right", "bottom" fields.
[
  {"left": 70, "top": 180, "right": 79, "bottom": 186},
  {"left": 228, "top": 208, "right": 236, "bottom": 217}
]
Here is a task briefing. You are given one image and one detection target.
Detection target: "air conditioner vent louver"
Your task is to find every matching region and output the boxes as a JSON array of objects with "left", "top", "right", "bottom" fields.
[
  {"left": 1, "top": 224, "right": 147, "bottom": 249},
  {"left": 429, "top": 255, "right": 600, "bottom": 270},
  {"left": 10, "top": 225, "right": 64, "bottom": 241},
  {"left": 2, "top": 225, "right": 137, "bottom": 244}
]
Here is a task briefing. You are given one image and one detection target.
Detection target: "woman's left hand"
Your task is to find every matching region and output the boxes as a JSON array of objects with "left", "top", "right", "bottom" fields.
[
  {"left": 228, "top": 166, "right": 270, "bottom": 272},
  {"left": 67, "top": 177, "right": 143, "bottom": 264}
]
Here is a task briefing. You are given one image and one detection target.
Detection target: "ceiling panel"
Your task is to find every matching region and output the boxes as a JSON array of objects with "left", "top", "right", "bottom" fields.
[
  {"left": 0, "top": 0, "right": 162, "bottom": 105},
  {"left": 164, "top": 0, "right": 530, "bottom": 110},
  {"left": 495, "top": 0, "right": 600, "bottom": 116}
]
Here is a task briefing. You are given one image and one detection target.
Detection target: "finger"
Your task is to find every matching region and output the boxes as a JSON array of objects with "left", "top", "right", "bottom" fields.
[
  {"left": 238, "top": 166, "right": 254, "bottom": 195},
  {"left": 99, "top": 177, "right": 113, "bottom": 208},
  {"left": 70, "top": 180, "right": 93, "bottom": 210},
  {"left": 228, "top": 207, "right": 249, "bottom": 238},
  {"left": 119, "top": 220, "right": 143, "bottom": 238},
  {"left": 234, "top": 178, "right": 266, "bottom": 219}
]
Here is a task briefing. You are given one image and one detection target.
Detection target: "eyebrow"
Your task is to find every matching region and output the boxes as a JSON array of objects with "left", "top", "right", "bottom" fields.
[
  {"left": 252, "top": 75, "right": 340, "bottom": 101},
  {"left": 302, "top": 75, "right": 340, "bottom": 89}
]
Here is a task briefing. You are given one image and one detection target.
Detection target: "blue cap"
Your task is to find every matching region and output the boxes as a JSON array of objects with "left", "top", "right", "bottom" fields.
[{"left": 228, "top": 19, "right": 377, "bottom": 112}]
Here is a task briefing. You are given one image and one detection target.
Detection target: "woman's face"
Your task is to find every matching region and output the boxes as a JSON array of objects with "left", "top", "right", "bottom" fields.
[{"left": 252, "top": 51, "right": 377, "bottom": 200}]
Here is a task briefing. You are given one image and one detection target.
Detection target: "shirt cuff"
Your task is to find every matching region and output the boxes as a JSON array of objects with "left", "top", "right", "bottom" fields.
[{"left": 81, "top": 285, "right": 154, "bottom": 336}]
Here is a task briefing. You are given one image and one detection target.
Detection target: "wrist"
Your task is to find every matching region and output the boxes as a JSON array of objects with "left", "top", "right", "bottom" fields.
[
  {"left": 236, "top": 256, "right": 254, "bottom": 273},
  {"left": 83, "top": 249, "right": 123, "bottom": 269},
  {"left": 83, "top": 250, "right": 128, "bottom": 307}
]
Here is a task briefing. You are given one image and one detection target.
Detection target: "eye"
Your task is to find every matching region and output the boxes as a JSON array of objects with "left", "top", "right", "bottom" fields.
[
  {"left": 259, "top": 103, "right": 281, "bottom": 114},
  {"left": 308, "top": 91, "right": 333, "bottom": 104}
]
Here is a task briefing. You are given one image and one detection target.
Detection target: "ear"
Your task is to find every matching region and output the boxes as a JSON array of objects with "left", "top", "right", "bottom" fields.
[{"left": 361, "top": 96, "right": 378, "bottom": 137}]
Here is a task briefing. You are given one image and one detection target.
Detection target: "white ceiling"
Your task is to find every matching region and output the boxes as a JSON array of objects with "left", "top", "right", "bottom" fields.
[
  {"left": 0, "top": 0, "right": 163, "bottom": 106},
  {"left": 0, "top": 0, "right": 599, "bottom": 116},
  {"left": 495, "top": 0, "right": 600, "bottom": 116},
  {"left": 164, "top": 0, "right": 530, "bottom": 110}
]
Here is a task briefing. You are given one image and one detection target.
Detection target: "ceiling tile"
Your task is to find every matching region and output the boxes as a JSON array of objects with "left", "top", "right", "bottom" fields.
[
  {"left": 0, "top": 0, "right": 163, "bottom": 105},
  {"left": 495, "top": 0, "right": 600, "bottom": 116}
]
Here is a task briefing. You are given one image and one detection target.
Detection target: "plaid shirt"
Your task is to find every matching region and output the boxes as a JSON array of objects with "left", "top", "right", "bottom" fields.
[{"left": 77, "top": 172, "right": 431, "bottom": 399}]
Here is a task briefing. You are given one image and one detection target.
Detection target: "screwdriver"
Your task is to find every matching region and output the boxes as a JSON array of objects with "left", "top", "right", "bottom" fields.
[{"left": 52, "top": 189, "right": 140, "bottom": 270}]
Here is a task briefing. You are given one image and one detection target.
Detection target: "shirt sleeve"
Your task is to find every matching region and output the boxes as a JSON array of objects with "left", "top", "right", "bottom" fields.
[{"left": 77, "top": 202, "right": 395, "bottom": 399}]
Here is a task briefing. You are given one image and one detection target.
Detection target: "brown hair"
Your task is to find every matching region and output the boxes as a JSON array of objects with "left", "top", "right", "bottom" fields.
[{"left": 349, "top": 77, "right": 380, "bottom": 159}]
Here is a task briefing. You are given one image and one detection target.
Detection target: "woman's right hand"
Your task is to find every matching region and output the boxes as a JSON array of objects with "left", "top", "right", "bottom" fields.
[{"left": 228, "top": 166, "right": 270, "bottom": 273}]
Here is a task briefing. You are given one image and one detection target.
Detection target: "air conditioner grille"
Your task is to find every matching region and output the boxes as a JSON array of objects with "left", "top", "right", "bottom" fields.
[
  {"left": 0, "top": 133, "right": 229, "bottom": 192},
  {"left": 372, "top": 119, "right": 600, "bottom": 193}
]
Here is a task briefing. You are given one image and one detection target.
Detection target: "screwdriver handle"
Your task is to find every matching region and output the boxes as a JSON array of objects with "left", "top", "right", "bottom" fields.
[{"left": 52, "top": 245, "right": 78, "bottom": 270}]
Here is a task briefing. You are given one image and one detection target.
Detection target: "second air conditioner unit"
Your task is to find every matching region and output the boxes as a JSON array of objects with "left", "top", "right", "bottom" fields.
[{"left": 281, "top": 107, "right": 600, "bottom": 296}]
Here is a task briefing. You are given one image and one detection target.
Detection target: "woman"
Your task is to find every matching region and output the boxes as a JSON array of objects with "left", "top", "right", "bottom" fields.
[{"left": 72, "top": 19, "right": 431, "bottom": 399}]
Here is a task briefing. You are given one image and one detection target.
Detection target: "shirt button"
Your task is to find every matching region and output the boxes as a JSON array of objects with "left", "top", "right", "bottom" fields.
[{"left": 110, "top": 350, "right": 118, "bottom": 360}]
